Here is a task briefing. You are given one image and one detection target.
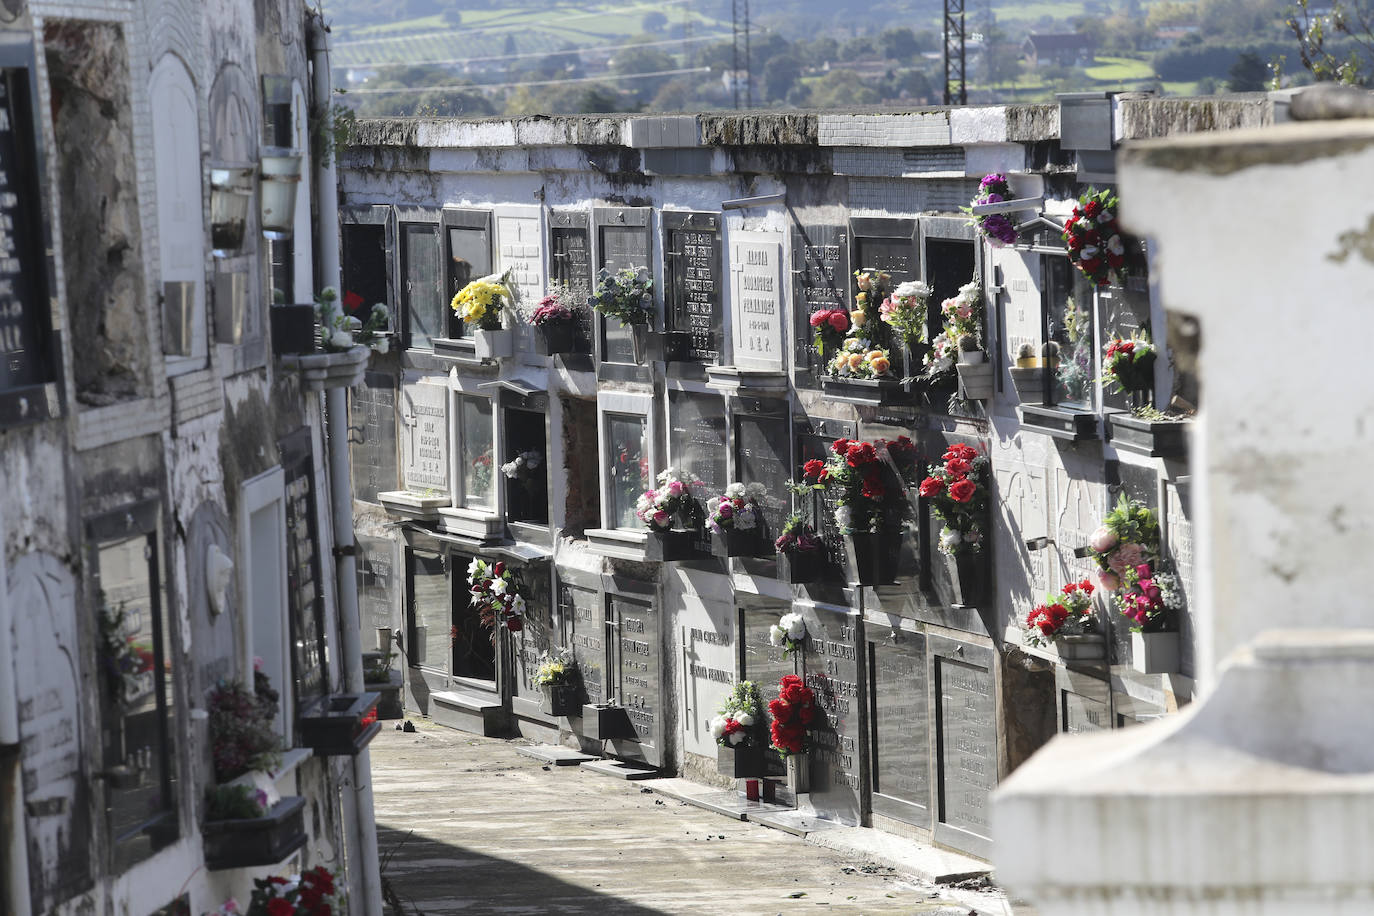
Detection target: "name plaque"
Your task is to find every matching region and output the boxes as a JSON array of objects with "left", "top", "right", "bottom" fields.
[
  {"left": 664, "top": 211, "right": 722, "bottom": 362},
  {"left": 729, "top": 231, "right": 784, "bottom": 372},
  {"left": 401, "top": 383, "right": 450, "bottom": 496}
]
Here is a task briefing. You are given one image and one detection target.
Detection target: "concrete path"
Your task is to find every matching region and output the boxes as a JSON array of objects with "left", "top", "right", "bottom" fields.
[{"left": 371, "top": 722, "right": 1016, "bottom": 915}]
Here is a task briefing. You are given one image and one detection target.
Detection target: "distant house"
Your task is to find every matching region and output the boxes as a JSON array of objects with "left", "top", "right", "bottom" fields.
[
  {"left": 1022, "top": 33, "right": 1098, "bottom": 68},
  {"left": 1150, "top": 26, "right": 1201, "bottom": 51}
]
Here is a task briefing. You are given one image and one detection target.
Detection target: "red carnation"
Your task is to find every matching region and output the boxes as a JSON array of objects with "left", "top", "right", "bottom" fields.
[
  {"left": 918, "top": 477, "right": 945, "bottom": 498},
  {"left": 948, "top": 479, "right": 976, "bottom": 503},
  {"left": 809, "top": 309, "right": 828, "bottom": 328},
  {"left": 827, "top": 311, "right": 850, "bottom": 333}
]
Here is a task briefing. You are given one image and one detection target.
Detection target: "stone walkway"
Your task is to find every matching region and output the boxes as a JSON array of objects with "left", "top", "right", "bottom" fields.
[{"left": 371, "top": 722, "right": 1016, "bottom": 915}]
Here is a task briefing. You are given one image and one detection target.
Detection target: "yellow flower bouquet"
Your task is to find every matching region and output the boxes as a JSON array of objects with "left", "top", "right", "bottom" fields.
[{"left": 450, "top": 270, "right": 514, "bottom": 331}]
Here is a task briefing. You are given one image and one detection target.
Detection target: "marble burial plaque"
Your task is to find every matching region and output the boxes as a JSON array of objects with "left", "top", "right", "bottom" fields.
[
  {"left": 736, "top": 412, "right": 790, "bottom": 537},
  {"left": 803, "top": 609, "right": 863, "bottom": 825},
  {"left": 614, "top": 595, "right": 659, "bottom": 751},
  {"left": 0, "top": 64, "right": 52, "bottom": 392},
  {"left": 741, "top": 604, "right": 794, "bottom": 776},
  {"left": 668, "top": 389, "right": 727, "bottom": 495},
  {"left": 792, "top": 224, "right": 849, "bottom": 379},
  {"left": 357, "top": 535, "right": 395, "bottom": 635},
  {"left": 565, "top": 585, "right": 604, "bottom": 704},
  {"left": 1062, "top": 688, "right": 1109, "bottom": 733},
  {"left": 664, "top": 211, "right": 722, "bottom": 362},
  {"left": 496, "top": 210, "right": 544, "bottom": 305},
  {"left": 401, "top": 382, "right": 450, "bottom": 496},
  {"left": 935, "top": 648, "right": 996, "bottom": 848},
  {"left": 550, "top": 211, "right": 594, "bottom": 350},
  {"left": 729, "top": 231, "right": 784, "bottom": 372},
  {"left": 869, "top": 631, "right": 931, "bottom": 825},
  {"left": 683, "top": 606, "right": 737, "bottom": 757},
  {"left": 351, "top": 372, "right": 397, "bottom": 503},
  {"left": 852, "top": 219, "right": 917, "bottom": 285},
  {"left": 513, "top": 570, "right": 553, "bottom": 700}
]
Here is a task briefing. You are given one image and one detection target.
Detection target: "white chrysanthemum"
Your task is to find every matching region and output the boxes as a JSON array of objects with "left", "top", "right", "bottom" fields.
[
  {"left": 745, "top": 482, "right": 768, "bottom": 500},
  {"left": 709, "top": 715, "right": 727, "bottom": 739},
  {"left": 893, "top": 280, "right": 929, "bottom": 300},
  {"left": 724, "top": 482, "right": 746, "bottom": 499},
  {"left": 939, "top": 527, "right": 962, "bottom": 551},
  {"left": 782, "top": 612, "right": 806, "bottom": 640},
  {"left": 769, "top": 623, "right": 786, "bottom": 647}
]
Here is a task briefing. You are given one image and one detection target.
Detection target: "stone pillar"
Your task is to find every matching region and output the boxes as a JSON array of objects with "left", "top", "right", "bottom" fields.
[{"left": 993, "top": 117, "right": 1374, "bottom": 913}]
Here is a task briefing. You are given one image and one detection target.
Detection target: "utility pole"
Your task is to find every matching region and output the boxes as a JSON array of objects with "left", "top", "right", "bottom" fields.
[
  {"left": 943, "top": 0, "right": 967, "bottom": 105},
  {"left": 732, "top": 0, "right": 751, "bottom": 109}
]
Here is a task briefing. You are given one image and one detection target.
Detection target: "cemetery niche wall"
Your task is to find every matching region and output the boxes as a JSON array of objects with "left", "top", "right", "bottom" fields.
[{"left": 334, "top": 98, "right": 1237, "bottom": 859}]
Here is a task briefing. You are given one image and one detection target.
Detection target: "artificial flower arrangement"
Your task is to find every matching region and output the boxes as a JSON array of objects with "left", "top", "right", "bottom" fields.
[
  {"left": 467, "top": 558, "right": 526, "bottom": 634},
  {"left": 797, "top": 437, "right": 914, "bottom": 536},
  {"left": 317, "top": 286, "right": 390, "bottom": 353},
  {"left": 470, "top": 446, "right": 494, "bottom": 495},
  {"left": 205, "top": 782, "right": 271, "bottom": 821},
  {"left": 451, "top": 271, "right": 514, "bottom": 330},
  {"left": 851, "top": 269, "right": 893, "bottom": 339},
  {"left": 532, "top": 647, "right": 576, "bottom": 687},
  {"left": 588, "top": 266, "right": 654, "bottom": 326},
  {"left": 98, "top": 599, "right": 154, "bottom": 710},
  {"left": 208, "top": 670, "right": 284, "bottom": 783},
  {"left": 1064, "top": 188, "right": 1128, "bottom": 288},
  {"left": 246, "top": 866, "right": 344, "bottom": 916},
  {"left": 924, "top": 278, "right": 983, "bottom": 378},
  {"left": 705, "top": 481, "right": 768, "bottom": 534},
  {"left": 500, "top": 450, "right": 544, "bottom": 482},
  {"left": 710, "top": 680, "right": 763, "bottom": 748},
  {"left": 1056, "top": 295, "right": 1094, "bottom": 403},
  {"left": 808, "top": 305, "right": 851, "bottom": 364},
  {"left": 1085, "top": 493, "right": 1160, "bottom": 592},
  {"left": 828, "top": 337, "right": 892, "bottom": 379},
  {"left": 769, "top": 611, "right": 808, "bottom": 657},
  {"left": 965, "top": 173, "right": 1019, "bottom": 247},
  {"left": 917, "top": 442, "right": 990, "bottom": 556},
  {"left": 773, "top": 515, "right": 821, "bottom": 556},
  {"left": 634, "top": 468, "right": 704, "bottom": 530},
  {"left": 530, "top": 288, "right": 576, "bottom": 326},
  {"left": 768, "top": 674, "right": 817, "bottom": 757},
  {"left": 878, "top": 280, "right": 931, "bottom": 350},
  {"left": 1101, "top": 331, "right": 1157, "bottom": 395},
  {"left": 1024, "top": 578, "right": 1096, "bottom": 648}
]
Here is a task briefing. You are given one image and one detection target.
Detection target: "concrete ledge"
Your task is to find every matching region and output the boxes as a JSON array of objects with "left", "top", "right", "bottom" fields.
[
  {"left": 514, "top": 744, "right": 596, "bottom": 767},
  {"left": 579, "top": 759, "right": 658, "bottom": 780},
  {"left": 805, "top": 826, "right": 993, "bottom": 884},
  {"left": 430, "top": 690, "right": 506, "bottom": 737}
]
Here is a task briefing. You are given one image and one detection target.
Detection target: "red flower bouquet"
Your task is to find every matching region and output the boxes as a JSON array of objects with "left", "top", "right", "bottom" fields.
[
  {"left": 1102, "top": 333, "right": 1157, "bottom": 394},
  {"left": 796, "top": 436, "right": 916, "bottom": 536},
  {"left": 1063, "top": 188, "right": 1128, "bottom": 288},
  {"left": 1025, "top": 578, "right": 1096, "bottom": 648},
  {"left": 918, "top": 442, "right": 989, "bottom": 556},
  {"left": 247, "top": 865, "right": 344, "bottom": 916},
  {"left": 767, "top": 674, "right": 817, "bottom": 757}
]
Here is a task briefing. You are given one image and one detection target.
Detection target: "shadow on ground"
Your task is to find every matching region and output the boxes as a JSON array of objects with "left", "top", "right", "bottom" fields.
[{"left": 379, "top": 823, "right": 670, "bottom": 916}]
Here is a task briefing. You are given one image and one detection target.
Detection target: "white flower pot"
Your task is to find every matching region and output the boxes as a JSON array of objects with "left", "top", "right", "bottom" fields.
[
  {"left": 474, "top": 328, "right": 513, "bottom": 359},
  {"left": 957, "top": 348, "right": 985, "bottom": 365},
  {"left": 1131, "top": 631, "right": 1180, "bottom": 674}
]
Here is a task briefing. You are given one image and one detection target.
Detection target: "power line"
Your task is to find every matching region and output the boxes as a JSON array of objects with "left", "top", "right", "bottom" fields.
[
  {"left": 346, "top": 66, "right": 712, "bottom": 95},
  {"left": 342, "top": 33, "right": 729, "bottom": 72}
]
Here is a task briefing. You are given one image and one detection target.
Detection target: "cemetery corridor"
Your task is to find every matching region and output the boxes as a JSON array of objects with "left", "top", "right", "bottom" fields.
[{"left": 369, "top": 722, "right": 1006, "bottom": 915}]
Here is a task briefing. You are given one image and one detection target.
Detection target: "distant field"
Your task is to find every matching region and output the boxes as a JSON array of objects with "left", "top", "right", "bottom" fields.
[
  {"left": 1084, "top": 56, "right": 1156, "bottom": 82},
  {"left": 332, "top": 2, "right": 729, "bottom": 68}
]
